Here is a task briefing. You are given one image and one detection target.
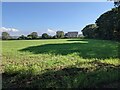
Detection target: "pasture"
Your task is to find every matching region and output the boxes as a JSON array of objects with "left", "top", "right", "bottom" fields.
[{"left": 1, "top": 39, "right": 120, "bottom": 88}]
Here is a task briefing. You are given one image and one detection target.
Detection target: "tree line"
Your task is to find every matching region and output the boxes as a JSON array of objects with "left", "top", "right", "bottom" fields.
[
  {"left": 1, "top": 31, "right": 68, "bottom": 40},
  {"left": 82, "top": 2, "right": 120, "bottom": 41}
]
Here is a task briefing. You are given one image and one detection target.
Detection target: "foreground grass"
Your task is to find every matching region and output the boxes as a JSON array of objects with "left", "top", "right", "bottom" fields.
[{"left": 1, "top": 39, "right": 120, "bottom": 88}]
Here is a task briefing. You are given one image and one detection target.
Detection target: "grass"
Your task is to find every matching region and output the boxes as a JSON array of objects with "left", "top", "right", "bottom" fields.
[{"left": 1, "top": 39, "right": 120, "bottom": 88}]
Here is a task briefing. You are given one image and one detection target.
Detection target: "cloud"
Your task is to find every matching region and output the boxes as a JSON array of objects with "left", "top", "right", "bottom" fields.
[
  {"left": 47, "top": 29, "right": 56, "bottom": 35},
  {"left": 0, "top": 27, "right": 19, "bottom": 32}
]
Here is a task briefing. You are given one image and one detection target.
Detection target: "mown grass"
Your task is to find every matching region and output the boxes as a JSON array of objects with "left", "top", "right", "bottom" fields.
[{"left": 1, "top": 39, "right": 120, "bottom": 88}]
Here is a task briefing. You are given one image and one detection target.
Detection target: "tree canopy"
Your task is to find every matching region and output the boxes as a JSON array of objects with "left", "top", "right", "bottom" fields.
[
  {"left": 82, "top": 24, "right": 98, "bottom": 39},
  {"left": 2, "top": 32, "right": 11, "bottom": 40},
  {"left": 56, "top": 31, "right": 64, "bottom": 38},
  {"left": 42, "top": 33, "right": 49, "bottom": 39},
  {"left": 95, "top": 7, "right": 120, "bottom": 41},
  {"left": 114, "top": 1, "right": 120, "bottom": 7},
  {"left": 27, "top": 32, "right": 38, "bottom": 39},
  {"left": 82, "top": 6, "right": 120, "bottom": 41},
  {"left": 18, "top": 35, "right": 27, "bottom": 40}
]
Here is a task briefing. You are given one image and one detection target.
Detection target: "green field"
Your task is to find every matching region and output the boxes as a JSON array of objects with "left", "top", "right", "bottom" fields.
[{"left": 1, "top": 39, "right": 120, "bottom": 88}]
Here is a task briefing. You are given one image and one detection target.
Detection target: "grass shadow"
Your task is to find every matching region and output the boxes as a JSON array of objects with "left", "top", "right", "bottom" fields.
[
  {"left": 2, "top": 61, "right": 120, "bottom": 88},
  {"left": 19, "top": 40, "right": 118, "bottom": 59}
]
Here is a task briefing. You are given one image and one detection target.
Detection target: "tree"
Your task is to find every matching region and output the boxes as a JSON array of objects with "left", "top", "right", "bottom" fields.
[
  {"left": 114, "top": 1, "right": 120, "bottom": 7},
  {"left": 31, "top": 32, "right": 38, "bottom": 39},
  {"left": 2, "top": 32, "right": 11, "bottom": 40},
  {"left": 82, "top": 24, "right": 97, "bottom": 39},
  {"left": 52, "top": 35, "right": 57, "bottom": 39},
  {"left": 27, "top": 34, "right": 32, "bottom": 39},
  {"left": 42, "top": 33, "right": 49, "bottom": 39},
  {"left": 56, "top": 31, "right": 64, "bottom": 38},
  {"left": 95, "top": 7, "right": 120, "bottom": 40},
  {"left": 18, "top": 35, "right": 27, "bottom": 40},
  {"left": 27, "top": 32, "right": 38, "bottom": 39}
]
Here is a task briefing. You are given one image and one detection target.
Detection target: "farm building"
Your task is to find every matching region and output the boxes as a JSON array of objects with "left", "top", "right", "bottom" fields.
[{"left": 65, "top": 32, "right": 78, "bottom": 38}]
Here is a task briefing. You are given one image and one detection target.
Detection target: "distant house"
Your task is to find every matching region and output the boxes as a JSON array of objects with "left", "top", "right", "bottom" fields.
[{"left": 65, "top": 32, "right": 78, "bottom": 38}]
